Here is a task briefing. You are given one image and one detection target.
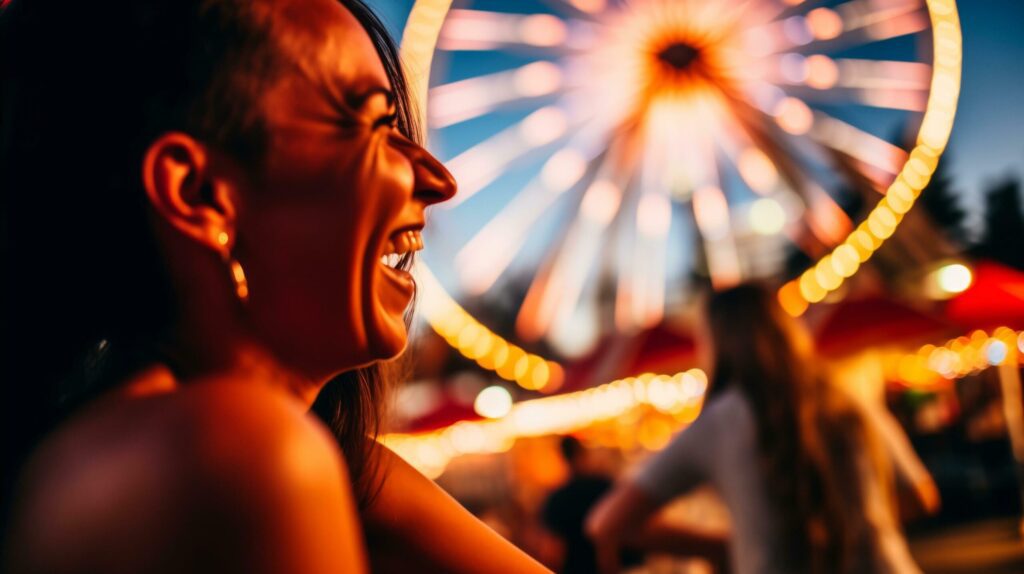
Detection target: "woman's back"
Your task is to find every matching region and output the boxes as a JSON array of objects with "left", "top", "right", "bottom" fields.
[{"left": 633, "top": 386, "right": 922, "bottom": 574}]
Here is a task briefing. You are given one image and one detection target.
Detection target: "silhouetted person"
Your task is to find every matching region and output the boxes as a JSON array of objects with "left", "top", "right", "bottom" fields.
[{"left": 542, "top": 436, "right": 641, "bottom": 573}]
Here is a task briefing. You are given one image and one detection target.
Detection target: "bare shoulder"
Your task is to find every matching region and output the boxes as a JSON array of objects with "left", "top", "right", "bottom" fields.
[{"left": 7, "top": 382, "right": 364, "bottom": 574}]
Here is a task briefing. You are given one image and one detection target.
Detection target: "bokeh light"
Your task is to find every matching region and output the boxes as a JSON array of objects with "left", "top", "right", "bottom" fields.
[{"left": 475, "top": 385, "right": 514, "bottom": 419}]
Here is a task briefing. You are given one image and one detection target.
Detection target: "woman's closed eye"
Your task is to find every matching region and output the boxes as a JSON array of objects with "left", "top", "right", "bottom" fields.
[{"left": 374, "top": 111, "right": 398, "bottom": 130}]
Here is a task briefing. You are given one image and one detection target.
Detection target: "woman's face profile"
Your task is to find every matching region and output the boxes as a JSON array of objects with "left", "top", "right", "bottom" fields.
[{"left": 233, "top": 0, "right": 455, "bottom": 379}]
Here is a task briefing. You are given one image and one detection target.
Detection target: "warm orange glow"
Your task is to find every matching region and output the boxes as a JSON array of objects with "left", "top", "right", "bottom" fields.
[
  {"left": 774, "top": 97, "right": 814, "bottom": 135},
  {"left": 806, "top": 8, "right": 843, "bottom": 40},
  {"left": 580, "top": 179, "right": 622, "bottom": 224},
  {"left": 778, "top": 280, "right": 809, "bottom": 317},
  {"left": 514, "top": 61, "right": 562, "bottom": 96},
  {"left": 737, "top": 148, "right": 779, "bottom": 194},
  {"left": 385, "top": 368, "right": 708, "bottom": 476},
  {"left": 805, "top": 54, "right": 839, "bottom": 89},
  {"left": 692, "top": 185, "right": 730, "bottom": 240},
  {"left": 637, "top": 192, "right": 672, "bottom": 236},
  {"left": 520, "top": 106, "right": 568, "bottom": 146},
  {"left": 519, "top": 14, "right": 567, "bottom": 47},
  {"left": 230, "top": 260, "right": 249, "bottom": 302}
]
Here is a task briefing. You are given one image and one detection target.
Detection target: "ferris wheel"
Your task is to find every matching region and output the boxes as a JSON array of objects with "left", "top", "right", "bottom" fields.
[{"left": 402, "top": 0, "right": 959, "bottom": 357}]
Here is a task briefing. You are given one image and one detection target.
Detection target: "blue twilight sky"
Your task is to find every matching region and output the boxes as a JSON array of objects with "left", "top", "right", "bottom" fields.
[{"left": 369, "top": 0, "right": 1024, "bottom": 235}]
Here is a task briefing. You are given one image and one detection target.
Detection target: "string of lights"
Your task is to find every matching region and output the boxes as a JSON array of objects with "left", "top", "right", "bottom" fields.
[
  {"left": 779, "top": 0, "right": 963, "bottom": 316},
  {"left": 885, "top": 327, "right": 1024, "bottom": 388},
  {"left": 387, "top": 326, "right": 1021, "bottom": 477},
  {"left": 414, "top": 264, "right": 564, "bottom": 392},
  {"left": 384, "top": 368, "right": 709, "bottom": 478}
]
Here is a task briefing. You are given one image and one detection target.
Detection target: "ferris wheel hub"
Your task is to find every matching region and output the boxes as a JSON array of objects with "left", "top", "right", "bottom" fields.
[{"left": 657, "top": 42, "right": 701, "bottom": 71}]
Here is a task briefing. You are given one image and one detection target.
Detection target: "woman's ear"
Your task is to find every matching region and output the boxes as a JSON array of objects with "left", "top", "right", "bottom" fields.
[{"left": 142, "top": 132, "right": 239, "bottom": 257}]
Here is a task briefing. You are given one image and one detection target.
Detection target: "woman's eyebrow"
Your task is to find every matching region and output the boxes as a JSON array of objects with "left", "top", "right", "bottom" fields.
[{"left": 347, "top": 85, "right": 395, "bottom": 111}]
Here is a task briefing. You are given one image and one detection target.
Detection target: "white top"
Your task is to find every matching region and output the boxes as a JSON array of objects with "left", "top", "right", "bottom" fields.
[{"left": 632, "top": 386, "right": 924, "bottom": 574}]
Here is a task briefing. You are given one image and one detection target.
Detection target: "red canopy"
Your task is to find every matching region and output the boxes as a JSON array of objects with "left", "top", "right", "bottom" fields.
[
  {"left": 814, "top": 295, "right": 954, "bottom": 356},
  {"left": 945, "top": 260, "right": 1024, "bottom": 330}
]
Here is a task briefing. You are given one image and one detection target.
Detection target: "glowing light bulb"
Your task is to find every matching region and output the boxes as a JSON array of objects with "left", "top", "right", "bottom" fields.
[
  {"left": 474, "top": 385, "right": 513, "bottom": 419},
  {"left": 749, "top": 198, "right": 786, "bottom": 235},
  {"left": 986, "top": 340, "right": 1008, "bottom": 366},
  {"left": 774, "top": 97, "right": 814, "bottom": 135},
  {"left": 514, "top": 61, "right": 562, "bottom": 97},
  {"left": 519, "top": 107, "right": 568, "bottom": 146},
  {"left": 519, "top": 14, "right": 567, "bottom": 47},
  {"left": 936, "top": 263, "right": 972, "bottom": 294},
  {"left": 542, "top": 148, "right": 587, "bottom": 191},
  {"left": 805, "top": 55, "right": 839, "bottom": 89},
  {"left": 737, "top": 148, "right": 779, "bottom": 194},
  {"left": 806, "top": 8, "right": 843, "bottom": 40}
]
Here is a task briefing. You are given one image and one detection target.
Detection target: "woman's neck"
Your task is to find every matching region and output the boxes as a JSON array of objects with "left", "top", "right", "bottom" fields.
[{"left": 156, "top": 333, "right": 324, "bottom": 408}]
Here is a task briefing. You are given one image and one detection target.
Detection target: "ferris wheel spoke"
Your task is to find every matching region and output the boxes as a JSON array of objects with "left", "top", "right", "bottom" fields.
[
  {"left": 834, "top": 58, "right": 931, "bottom": 90},
  {"left": 438, "top": 9, "right": 596, "bottom": 52},
  {"left": 826, "top": 147, "right": 897, "bottom": 194},
  {"left": 806, "top": 111, "right": 907, "bottom": 176},
  {"left": 772, "top": 53, "right": 930, "bottom": 96},
  {"left": 516, "top": 135, "right": 637, "bottom": 341},
  {"left": 714, "top": 94, "right": 796, "bottom": 197},
  {"left": 778, "top": 142, "right": 857, "bottom": 247},
  {"left": 725, "top": 109, "right": 853, "bottom": 252},
  {"left": 717, "top": 92, "right": 856, "bottom": 252},
  {"left": 443, "top": 106, "right": 592, "bottom": 209},
  {"left": 681, "top": 118, "right": 743, "bottom": 288},
  {"left": 616, "top": 198, "right": 670, "bottom": 332},
  {"left": 693, "top": 183, "right": 743, "bottom": 288},
  {"left": 615, "top": 123, "right": 663, "bottom": 331},
  {"left": 544, "top": 0, "right": 611, "bottom": 19},
  {"left": 616, "top": 136, "right": 671, "bottom": 331},
  {"left": 753, "top": 0, "right": 926, "bottom": 56},
  {"left": 787, "top": 56, "right": 931, "bottom": 111},
  {"left": 761, "top": 90, "right": 880, "bottom": 206},
  {"left": 802, "top": 7, "right": 928, "bottom": 54},
  {"left": 429, "top": 61, "right": 570, "bottom": 128},
  {"left": 786, "top": 85, "right": 927, "bottom": 112},
  {"left": 455, "top": 141, "right": 604, "bottom": 295},
  {"left": 515, "top": 183, "right": 618, "bottom": 342}
]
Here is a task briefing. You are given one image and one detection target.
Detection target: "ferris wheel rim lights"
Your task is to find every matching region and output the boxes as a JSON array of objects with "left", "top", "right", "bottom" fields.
[{"left": 401, "top": 0, "right": 963, "bottom": 379}]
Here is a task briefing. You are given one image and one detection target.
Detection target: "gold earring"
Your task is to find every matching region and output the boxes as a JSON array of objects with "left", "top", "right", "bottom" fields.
[
  {"left": 228, "top": 258, "right": 249, "bottom": 303},
  {"left": 218, "top": 232, "right": 249, "bottom": 303}
]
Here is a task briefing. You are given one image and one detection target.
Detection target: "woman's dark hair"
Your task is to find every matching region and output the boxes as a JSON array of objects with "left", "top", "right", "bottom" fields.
[
  {"left": 1, "top": 0, "right": 416, "bottom": 515},
  {"left": 704, "top": 284, "right": 882, "bottom": 574}
]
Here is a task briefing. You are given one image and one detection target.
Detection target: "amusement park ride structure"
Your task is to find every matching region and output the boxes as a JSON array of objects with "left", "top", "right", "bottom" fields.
[{"left": 386, "top": 0, "right": 973, "bottom": 473}]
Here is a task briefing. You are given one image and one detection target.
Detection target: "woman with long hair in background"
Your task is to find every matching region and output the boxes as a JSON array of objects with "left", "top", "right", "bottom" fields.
[
  {"left": 587, "top": 284, "right": 938, "bottom": 573},
  {"left": 1, "top": 0, "right": 549, "bottom": 571}
]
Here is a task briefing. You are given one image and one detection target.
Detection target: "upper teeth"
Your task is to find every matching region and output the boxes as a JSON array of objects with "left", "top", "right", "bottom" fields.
[{"left": 380, "top": 230, "right": 424, "bottom": 269}]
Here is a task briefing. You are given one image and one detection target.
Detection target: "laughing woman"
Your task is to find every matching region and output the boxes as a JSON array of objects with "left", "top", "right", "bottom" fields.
[{"left": 1, "top": 0, "right": 548, "bottom": 572}]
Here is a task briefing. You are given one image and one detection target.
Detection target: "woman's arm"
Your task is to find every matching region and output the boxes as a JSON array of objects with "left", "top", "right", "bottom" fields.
[
  {"left": 585, "top": 482, "right": 662, "bottom": 574},
  {"left": 586, "top": 397, "right": 728, "bottom": 574},
  {"left": 586, "top": 483, "right": 730, "bottom": 573},
  {"left": 628, "top": 518, "right": 730, "bottom": 572},
  {"left": 859, "top": 398, "right": 941, "bottom": 518},
  {"left": 361, "top": 444, "right": 551, "bottom": 574}
]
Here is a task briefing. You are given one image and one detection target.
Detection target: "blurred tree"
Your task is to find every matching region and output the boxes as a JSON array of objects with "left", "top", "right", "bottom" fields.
[
  {"left": 919, "top": 153, "right": 968, "bottom": 246},
  {"left": 976, "top": 177, "right": 1024, "bottom": 269}
]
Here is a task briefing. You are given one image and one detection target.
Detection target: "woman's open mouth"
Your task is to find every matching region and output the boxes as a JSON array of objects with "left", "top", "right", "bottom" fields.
[
  {"left": 378, "top": 226, "right": 421, "bottom": 268},
  {"left": 379, "top": 228, "right": 424, "bottom": 270}
]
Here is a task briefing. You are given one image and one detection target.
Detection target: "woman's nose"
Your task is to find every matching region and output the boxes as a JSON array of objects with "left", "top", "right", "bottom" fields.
[{"left": 410, "top": 145, "right": 457, "bottom": 206}]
